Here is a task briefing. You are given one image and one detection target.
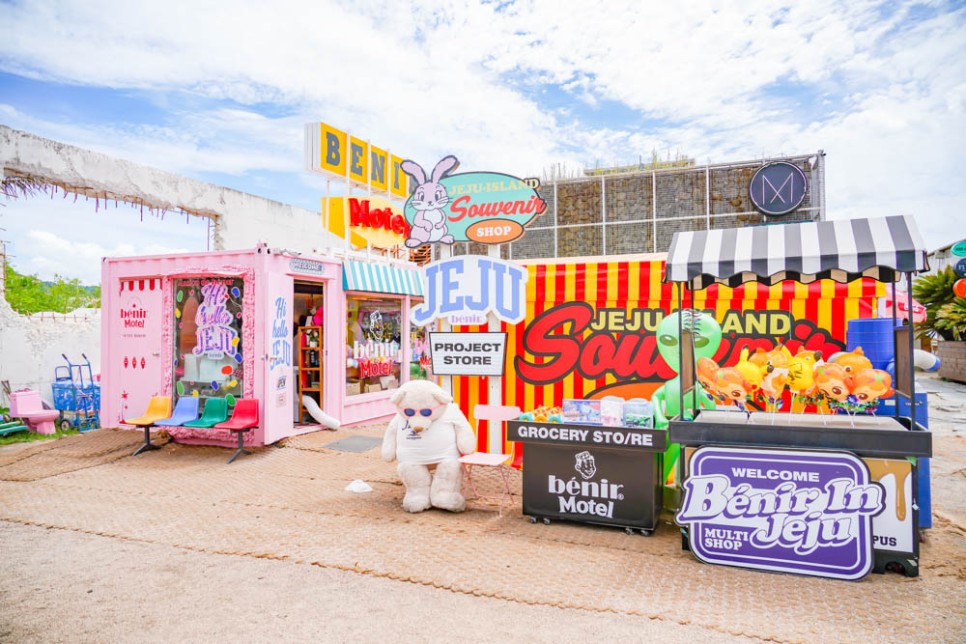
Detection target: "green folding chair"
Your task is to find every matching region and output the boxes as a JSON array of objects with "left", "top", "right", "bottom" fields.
[{"left": 182, "top": 398, "right": 230, "bottom": 428}]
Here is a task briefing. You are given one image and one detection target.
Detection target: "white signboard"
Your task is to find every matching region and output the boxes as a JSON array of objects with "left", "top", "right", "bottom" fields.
[{"left": 429, "top": 332, "right": 507, "bottom": 376}]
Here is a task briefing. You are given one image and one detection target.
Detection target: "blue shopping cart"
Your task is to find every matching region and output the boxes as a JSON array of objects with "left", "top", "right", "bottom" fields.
[{"left": 53, "top": 353, "right": 100, "bottom": 431}]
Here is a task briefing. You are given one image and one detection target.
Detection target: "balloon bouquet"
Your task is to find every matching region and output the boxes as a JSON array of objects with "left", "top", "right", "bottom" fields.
[{"left": 699, "top": 342, "right": 894, "bottom": 424}]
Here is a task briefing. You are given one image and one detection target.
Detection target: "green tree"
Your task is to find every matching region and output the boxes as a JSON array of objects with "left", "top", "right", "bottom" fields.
[
  {"left": 912, "top": 266, "right": 959, "bottom": 341},
  {"left": 4, "top": 263, "right": 100, "bottom": 314}
]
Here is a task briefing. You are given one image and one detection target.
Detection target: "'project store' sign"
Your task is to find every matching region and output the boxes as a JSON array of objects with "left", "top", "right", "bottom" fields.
[
  {"left": 429, "top": 332, "right": 507, "bottom": 376},
  {"left": 400, "top": 155, "right": 547, "bottom": 247}
]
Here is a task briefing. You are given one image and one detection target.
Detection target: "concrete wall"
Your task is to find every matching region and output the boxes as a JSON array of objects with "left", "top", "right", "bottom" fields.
[
  {"left": 0, "top": 125, "right": 341, "bottom": 253},
  {"left": 0, "top": 297, "right": 101, "bottom": 408},
  {"left": 0, "top": 125, "right": 347, "bottom": 409}
]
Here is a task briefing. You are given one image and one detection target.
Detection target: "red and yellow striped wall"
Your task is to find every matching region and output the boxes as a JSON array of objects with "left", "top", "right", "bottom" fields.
[{"left": 452, "top": 256, "right": 883, "bottom": 455}]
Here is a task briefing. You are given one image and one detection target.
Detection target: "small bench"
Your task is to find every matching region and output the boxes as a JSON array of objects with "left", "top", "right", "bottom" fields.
[
  {"left": 9, "top": 389, "right": 61, "bottom": 435},
  {"left": 0, "top": 420, "right": 28, "bottom": 437}
]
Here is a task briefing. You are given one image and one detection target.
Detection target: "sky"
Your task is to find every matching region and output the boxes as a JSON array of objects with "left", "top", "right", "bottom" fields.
[{"left": 0, "top": 0, "right": 964, "bottom": 285}]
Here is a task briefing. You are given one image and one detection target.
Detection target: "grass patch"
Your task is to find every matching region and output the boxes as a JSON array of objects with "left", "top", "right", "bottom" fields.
[{"left": 0, "top": 406, "right": 82, "bottom": 445}]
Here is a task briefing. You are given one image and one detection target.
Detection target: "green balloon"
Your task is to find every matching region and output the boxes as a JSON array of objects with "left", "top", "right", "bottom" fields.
[
  {"left": 176, "top": 290, "right": 184, "bottom": 303},
  {"left": 226, "top": 394, "right": 236, "bottom": 406},
  {"left": 655, "top": 310, "right": 723, "bottom": 371},
  {"left": 176, "top": 380, "right": 184, "bottom": 395},
  {"left": 652, "top": 310, "right": 724, "bottom": 486}
]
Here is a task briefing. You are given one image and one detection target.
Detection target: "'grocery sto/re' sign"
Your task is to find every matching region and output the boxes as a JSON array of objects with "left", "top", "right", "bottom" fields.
[{"left": 429, "top": 332, "right": 507, "bottom": 376}]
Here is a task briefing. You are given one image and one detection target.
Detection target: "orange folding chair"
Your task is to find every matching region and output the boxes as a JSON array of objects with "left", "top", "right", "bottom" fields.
[
  {"left": 459, "top": 404, "right": 521, "bottom": 515},
  {"left": 124, "top": 396, "right": 172, "bottom": 456}
]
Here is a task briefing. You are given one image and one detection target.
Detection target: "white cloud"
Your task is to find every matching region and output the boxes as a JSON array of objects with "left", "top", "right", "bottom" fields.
[
  {"left": 0, "top": 0, "right": 962, "bottom": 263},
  {"left": 2, "top": 196, "right": 208, "bottom": 283}
]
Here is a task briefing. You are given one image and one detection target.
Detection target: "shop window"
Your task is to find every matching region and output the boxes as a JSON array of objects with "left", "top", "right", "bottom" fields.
[
  {"left": 173, "top": 277, "right": 245, "bottom": 401},
  {"left": 410, "top": 307, "right": 433, "bottom": 380},
  {"left": 346, "top": 295, "right": 401, "bottom": 395}
]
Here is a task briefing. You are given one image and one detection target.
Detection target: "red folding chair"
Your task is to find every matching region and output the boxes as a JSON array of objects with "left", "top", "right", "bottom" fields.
[{"left": 214, "top": 399, "right": 260, "bottom": 464}]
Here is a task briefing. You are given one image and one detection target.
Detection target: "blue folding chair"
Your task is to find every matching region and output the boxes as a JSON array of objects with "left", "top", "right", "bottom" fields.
[{"left": 154, "top": 397, "right": 201, "bottom": 429}]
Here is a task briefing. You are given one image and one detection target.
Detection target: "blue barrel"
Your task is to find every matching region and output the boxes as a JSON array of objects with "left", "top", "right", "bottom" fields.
[{"left": 846, "top": 318, "right": 895, "bottom": 370}]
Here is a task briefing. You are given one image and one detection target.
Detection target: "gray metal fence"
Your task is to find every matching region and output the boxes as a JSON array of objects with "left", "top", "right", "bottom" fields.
[{"left": 452, "top": 151, "right": 824, "bottom": 261}]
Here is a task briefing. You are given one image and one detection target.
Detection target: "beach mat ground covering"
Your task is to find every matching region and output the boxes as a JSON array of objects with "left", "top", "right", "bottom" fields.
[{"left": 0, "top": 409, "right": 963, "bottom": 641}]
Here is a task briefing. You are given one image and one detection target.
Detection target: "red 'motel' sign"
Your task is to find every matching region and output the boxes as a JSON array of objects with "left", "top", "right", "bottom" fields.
[{"left": 349, "top": 198, "right": 410, "bottom": 237}]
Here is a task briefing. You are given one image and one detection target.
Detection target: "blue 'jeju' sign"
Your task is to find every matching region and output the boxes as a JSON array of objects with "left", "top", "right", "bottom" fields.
[
  {"left": 676, "top": 446, "right": 884, "bottom": 580},
  {"left": 411, "top": 256, "right": 528, "bottom": 327}
]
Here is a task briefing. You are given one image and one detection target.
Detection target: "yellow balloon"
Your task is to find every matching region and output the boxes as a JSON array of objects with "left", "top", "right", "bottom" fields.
[
  {"left": 734, "top": 348, "right": 763, "bottom": 389},
  {"left": 787, "top": 350, "right": 820, "bottom": 394},
  {"left": 232, "top": 337, "right": 240, "bottom": 346}
]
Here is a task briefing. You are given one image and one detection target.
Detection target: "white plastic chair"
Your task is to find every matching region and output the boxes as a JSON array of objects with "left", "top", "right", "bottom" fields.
[{"left": 459, "top": 404, "right": 521, "bottom": 515}]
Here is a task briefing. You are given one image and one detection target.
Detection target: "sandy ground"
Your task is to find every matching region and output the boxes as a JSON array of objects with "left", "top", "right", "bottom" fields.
[{"left": 1, "top": 372, "right": 963, "bottom": 643}]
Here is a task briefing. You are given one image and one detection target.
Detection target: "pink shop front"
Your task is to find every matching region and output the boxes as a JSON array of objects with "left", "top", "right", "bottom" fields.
[{"left": 101, "top": 245, "right": 428, "bottom": 448}]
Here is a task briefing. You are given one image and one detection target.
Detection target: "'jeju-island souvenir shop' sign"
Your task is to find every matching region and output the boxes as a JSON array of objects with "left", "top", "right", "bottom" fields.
[
  {"left": 676, "top": 446, "right": 884, "bottom": 580},
  {"left": 400, "top": 155, "right": 547, "bottom": 247}
]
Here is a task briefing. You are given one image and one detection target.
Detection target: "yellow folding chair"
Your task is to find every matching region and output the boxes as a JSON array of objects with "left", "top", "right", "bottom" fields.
[{"left": 124, "top": 396, "right": 172, "bottom": 456}]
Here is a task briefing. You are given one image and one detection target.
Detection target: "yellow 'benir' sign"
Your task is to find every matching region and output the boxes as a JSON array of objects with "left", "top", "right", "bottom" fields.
[{"left": 304, "top": 122, "right": 409, "bottom": 199}]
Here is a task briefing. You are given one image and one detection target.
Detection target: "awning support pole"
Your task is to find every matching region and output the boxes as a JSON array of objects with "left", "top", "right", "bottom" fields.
[
  {"left": 907, "top": 273, "right": 917, "bottom": 429},
  {"left": 677, "top": 282, "right": 684, "bottom": 421},
  {"left": 892, "top": 285, "right": 900, "bottom": 421}
]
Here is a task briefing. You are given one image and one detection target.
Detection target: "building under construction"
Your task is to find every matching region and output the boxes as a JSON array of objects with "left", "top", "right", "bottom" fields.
[{"left": 456, "top": 151, "right": 825, "bottom": 260}]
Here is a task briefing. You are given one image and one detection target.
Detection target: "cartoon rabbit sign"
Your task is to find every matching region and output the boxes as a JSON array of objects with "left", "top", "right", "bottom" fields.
[{"left": 400, "top": 156, "right": 459, "bottom": 248}]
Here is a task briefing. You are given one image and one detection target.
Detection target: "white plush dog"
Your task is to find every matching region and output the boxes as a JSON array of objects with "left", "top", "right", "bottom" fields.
[{"left": 381, "top": 380, "right": 476, "bottom": 513}]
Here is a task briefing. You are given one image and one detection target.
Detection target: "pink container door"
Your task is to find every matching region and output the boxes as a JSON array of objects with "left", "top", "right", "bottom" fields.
[
  {"left": 111, "top": 278, "right": 165, "bottom": 423},
  {"left": 262, "top": 274, "right": 294, "bottom": 444}
]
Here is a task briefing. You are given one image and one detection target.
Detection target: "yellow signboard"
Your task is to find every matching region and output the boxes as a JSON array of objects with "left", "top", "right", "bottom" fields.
[
  {"left": 318, "top": 122, "right": 347, "bottom": 177},
  {"left": 370, "top": 144, "right": 389, "bottom": 192},
  {"left": 305, "top": 122, "right": 409, "bottom": 199},
  {"left": 323, "top": 196, "right": 410, "bottom": 249}
]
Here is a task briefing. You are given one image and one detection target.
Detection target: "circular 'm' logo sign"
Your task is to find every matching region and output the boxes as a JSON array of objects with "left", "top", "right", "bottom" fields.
[
  {"left": 749, "top": 162, "right": 808, "bottom": 216},
  {"left": 955, "top": 257, "right": 966, "bottom": 279}
]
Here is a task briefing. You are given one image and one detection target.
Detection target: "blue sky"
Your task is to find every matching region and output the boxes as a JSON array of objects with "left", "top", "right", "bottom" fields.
[{"left": 1, "top": 0, "right": 964, "bottom": 285}]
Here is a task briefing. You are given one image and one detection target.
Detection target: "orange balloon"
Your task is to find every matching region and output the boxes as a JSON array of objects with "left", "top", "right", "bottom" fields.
[
  {"left": 852, "top": 368, "right": 894, "bottom": 404},
  {"left": 954, "top": 278, "right": 966, "bottom": 299}
]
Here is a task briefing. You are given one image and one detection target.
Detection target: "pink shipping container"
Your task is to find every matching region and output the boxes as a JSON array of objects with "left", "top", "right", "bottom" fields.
[{"left": 101, "top": 244, "right": 427, "bottom": 448}]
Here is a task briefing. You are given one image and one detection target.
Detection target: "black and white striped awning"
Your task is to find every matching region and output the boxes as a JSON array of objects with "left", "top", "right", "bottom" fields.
[{"left": 664, "top": 215, "right": 929, "bottom": 289}]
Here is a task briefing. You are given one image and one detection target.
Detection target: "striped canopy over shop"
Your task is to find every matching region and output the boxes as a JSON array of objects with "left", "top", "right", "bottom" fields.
[
  {"left": 342, "top": 260, "right": 424, "bottom": 296},
  {"left": 664, "top": 215, "right": 929, "bottom": 289}
]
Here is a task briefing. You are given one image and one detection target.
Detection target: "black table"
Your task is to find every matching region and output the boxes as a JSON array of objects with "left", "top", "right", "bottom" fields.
[{"left": 506, "top": 420, "right": 667, "bottom": 535}]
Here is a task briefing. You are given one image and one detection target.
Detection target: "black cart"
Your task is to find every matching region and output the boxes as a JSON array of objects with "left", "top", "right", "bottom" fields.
[
  {"left": 664, "top": 215, "right": 932, "bottom": 579},
  {"left": 507, "top": 420, "right": 667, "bottom": 535}
]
